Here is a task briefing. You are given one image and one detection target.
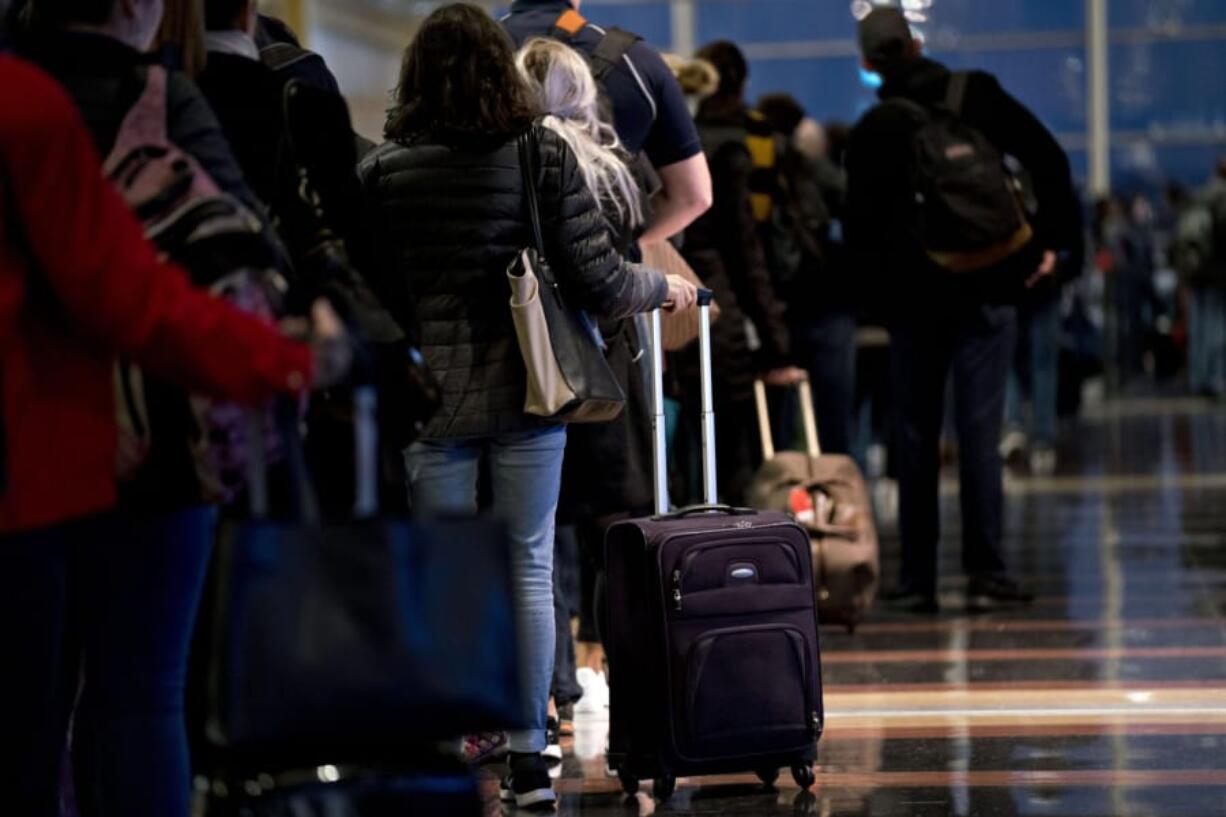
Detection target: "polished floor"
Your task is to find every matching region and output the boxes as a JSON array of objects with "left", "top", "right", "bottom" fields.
[{"left": 484, "top": 398, "right": 1226, "bottom": 816}]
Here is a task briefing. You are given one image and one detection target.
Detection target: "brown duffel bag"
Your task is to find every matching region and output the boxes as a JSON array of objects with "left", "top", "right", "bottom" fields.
[{"left": 746, "top": 378, "right": 879, "bottom": 632}]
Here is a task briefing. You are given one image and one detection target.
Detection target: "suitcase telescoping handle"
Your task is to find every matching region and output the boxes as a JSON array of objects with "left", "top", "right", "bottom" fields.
[
  {"left": 649, "top": 287, "right": 716, "bottom": 516},
  {"left": 752, "top": 375, "right": 822, "bottom": 462}
]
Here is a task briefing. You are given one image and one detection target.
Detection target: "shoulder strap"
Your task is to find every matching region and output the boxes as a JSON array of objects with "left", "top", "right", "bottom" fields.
[
  {"left": 589, "top": 27, "right": 639, "bottom": 82},
  {"left": 517, "top": 128, "right": 548, "bottom": 268},
  {"left": 549, "top": 9, "right": 640, "bottom": 83},
  {"left": 945, "top": 71, "right": 969, "bottom": 117},
  {"left": 115, "top": 66, "right": 170, "bottom": 150},
  {"left": 260, "top": 41, "right": 314, "bottom": 73}
]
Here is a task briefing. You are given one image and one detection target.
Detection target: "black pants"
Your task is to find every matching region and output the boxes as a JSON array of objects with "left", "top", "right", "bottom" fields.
[
  {"left": 551, "top": 525, "right": 583, "bottom": 706},
  {"left": 0, "top": 507, "right": 215, "bottom": 817},
  {"left": 890, "top": 306, "right": 1016, "bottom": 596},
  {"left": 678, "top": 391, "right": 760, "bottom": 507}
]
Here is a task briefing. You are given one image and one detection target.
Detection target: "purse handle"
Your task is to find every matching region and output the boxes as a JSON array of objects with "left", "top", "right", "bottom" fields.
[{"left": 516, "top": 127, "right": 553, "bottom": 287}]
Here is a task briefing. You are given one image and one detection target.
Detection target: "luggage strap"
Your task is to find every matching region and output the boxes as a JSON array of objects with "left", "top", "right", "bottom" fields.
[
  {"left": 550, "top": 10, "right": 641, "bottom": 83},
  {"left": 944, "top": 70, "right": 969, "bottom": 117}
]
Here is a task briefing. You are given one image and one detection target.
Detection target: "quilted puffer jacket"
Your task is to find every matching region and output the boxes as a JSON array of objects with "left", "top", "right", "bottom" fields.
[{"left": 358, "top": 125, "right": 668, "bottom": 439}]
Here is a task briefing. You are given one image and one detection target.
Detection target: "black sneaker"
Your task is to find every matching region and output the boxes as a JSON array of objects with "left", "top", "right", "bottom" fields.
[
  {"left": 499, "top": 752, "right": 557, "bottom": 810},
  {"left": 880, "top": 585, "right": 939, "bottom": 615},
  {"left": 542, "top": 716, "right": 563, "bottom": 763},
  {"left": 966, "top": 575, "right": 1034, "bottom": 612}
]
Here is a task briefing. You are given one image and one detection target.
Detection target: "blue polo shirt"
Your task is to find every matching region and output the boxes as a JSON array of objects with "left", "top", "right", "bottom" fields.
[{"left": 501, "top": 0, "right": 702, "bottom": 168}]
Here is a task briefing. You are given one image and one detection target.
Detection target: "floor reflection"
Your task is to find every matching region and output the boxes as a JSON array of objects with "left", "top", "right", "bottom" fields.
[{"left": 488, "top": 400, "right": 1226, "bottom": 816}]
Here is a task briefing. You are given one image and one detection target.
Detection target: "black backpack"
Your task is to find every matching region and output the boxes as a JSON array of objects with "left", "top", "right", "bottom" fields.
[
  {"left": 547, "top": 9, "right": 642, "bottom": 126},
  {"left": 892, "top": 72, "right": 1033, "bottom": 273}
]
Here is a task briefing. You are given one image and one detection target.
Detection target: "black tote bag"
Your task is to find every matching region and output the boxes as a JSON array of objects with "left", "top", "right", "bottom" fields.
[
  {"left": 506, "top": 127, "right": 626, "bottom": 423},
  {"left": 205, "top": 396, "right": 524, "bottom": 760}
]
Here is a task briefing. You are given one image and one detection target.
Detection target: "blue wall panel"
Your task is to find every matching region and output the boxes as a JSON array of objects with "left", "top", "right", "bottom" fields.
[
  {"left": 920, "top": 0, "right": 1083, "bottom": 35},
  {"left": 577, "top": 0, "right": 1226, "bottom": 189},
  {"left": 1109, "top": 40, "right": 1226, "bottom": 132},
  {"left": 744, "top": 56, "right": 874, "bottom": 129},
  {"left": 1110, "top": 0, "right": 1226, "bottom": 29},
  {"left": 584, "top": 2, "right": 674, "bottom": 50},
  {"left": 696, "top": 0, "right": 854, "bottom": 45},
  {"left": 936, "top": 47, "right": 1087, "bottom": 135}
]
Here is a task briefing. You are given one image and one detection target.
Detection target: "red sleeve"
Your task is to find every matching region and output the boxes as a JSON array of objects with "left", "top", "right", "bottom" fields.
[{"left": 0, "top": 56, "right": 313, "bottom": 404}]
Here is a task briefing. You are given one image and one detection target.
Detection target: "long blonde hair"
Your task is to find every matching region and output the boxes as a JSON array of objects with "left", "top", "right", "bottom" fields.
[{"left": 516, "top": 37, "right": 644, "bottom": 229}]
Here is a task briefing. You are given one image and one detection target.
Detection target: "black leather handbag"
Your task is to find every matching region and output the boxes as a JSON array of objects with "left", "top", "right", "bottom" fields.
[
  {"left": 505, "top": 126, "right": 625, "bottom": 424},
  {"left": 204, "top": 398, "right": 524, "bottom": 762}
]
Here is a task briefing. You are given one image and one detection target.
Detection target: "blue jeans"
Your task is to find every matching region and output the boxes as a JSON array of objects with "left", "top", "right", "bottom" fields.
[
  {"left": 1188, "top": 287, "right": 1226, "bottom": 396},
  {"left": 0, "top": 506, "right": 215, "bottom": 817},
  {"left": 891, "top": 306, "right": 1016, "bottom": 596},
  {"left": 1006, "top": 296, "right": 1061, "bottom": 446},
  {"left": 405, "top": 426, "right": 567, "bottom": 754}
]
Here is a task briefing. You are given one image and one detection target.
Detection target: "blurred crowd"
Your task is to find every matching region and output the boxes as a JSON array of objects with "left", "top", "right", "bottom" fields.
[{"left": 2, "top": 0, "right": 1225, "bottom": 815}]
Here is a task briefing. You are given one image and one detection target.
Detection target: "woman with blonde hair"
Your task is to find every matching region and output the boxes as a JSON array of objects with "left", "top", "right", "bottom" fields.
[
  {"left": 516, "top": 37, "right": 644, "bottom": 241},
  {"left": 515, "top": 35, "right": 663, "bottom": 749}
]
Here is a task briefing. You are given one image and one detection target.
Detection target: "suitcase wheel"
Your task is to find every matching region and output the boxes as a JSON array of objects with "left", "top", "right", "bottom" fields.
[
  {"left": 617, "top": 770, "right": 639, "bottom": 796},
  {"left": 756, "top": 767, "right": 780, "bottom": 788},
  {"left": 653, "top": 773, "right": 677, "bottom": 801},
  {"left": 791, "top": 762, "right": 816, "bottom": 789}
]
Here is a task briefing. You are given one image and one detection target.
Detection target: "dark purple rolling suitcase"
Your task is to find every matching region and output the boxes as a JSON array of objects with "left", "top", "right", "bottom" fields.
[{"left": 605, "top": 292, "right": 823, "bottom": 799}]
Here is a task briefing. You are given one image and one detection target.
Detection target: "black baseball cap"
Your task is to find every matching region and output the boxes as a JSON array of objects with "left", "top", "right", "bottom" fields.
[{"left": 858, "top": 6, "right": 915, "bottom": 68}]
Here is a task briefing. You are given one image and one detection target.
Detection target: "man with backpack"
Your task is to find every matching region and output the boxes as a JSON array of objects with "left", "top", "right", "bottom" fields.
[{"left": 846, "top": 7, "right": 1080, "bottom": 613}]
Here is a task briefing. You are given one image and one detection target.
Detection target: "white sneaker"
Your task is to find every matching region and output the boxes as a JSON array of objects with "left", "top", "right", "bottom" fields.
[
  {"left": 1029, "top": 446, "right": 1057, "bottom": 476},
  {"left": 1000, "top": 429, "right": 1028, "bottom": 462},
  {"left": 574, "top": 667, "right": 609, "bottom": 716}
]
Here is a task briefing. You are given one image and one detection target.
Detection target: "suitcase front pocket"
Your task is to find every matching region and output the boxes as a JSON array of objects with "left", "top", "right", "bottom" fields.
[
  {"left": 667, "top": 539, "right": 806, "bottom": 613},
  {"left": 678, "top": 624, "right": 817, "bottom": 761}
]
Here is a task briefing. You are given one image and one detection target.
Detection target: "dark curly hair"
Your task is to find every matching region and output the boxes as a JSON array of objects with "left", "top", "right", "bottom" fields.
[{"left": 385, "top": 3, "right": 537, "bottom": 142}]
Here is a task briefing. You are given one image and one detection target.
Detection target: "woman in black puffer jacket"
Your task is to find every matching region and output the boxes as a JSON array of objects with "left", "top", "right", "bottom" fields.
[{"left": 357, "top": 4, "right": 695, "bottom": 808}]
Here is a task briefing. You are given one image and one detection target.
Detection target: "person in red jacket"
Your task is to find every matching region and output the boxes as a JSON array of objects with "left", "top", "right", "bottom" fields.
[{"left": 0, "top": 55, "right": 341, "bottom": 817}]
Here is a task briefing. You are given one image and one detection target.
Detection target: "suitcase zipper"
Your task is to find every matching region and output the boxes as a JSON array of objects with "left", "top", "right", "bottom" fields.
[{"left": 672, "top": 570, "right": 683, "bottom": 611}]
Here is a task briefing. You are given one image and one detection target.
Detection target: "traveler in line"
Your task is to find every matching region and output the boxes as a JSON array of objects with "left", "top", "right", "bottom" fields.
[
  {"left": 757, "top": 92, "right": 859, "bottom": 457},
  {"left": 502, "top": 0, "right": 715, "bottom": 717},
  {"left": 0, "top": 54, "right": 343, "bottom": 817},
  {"left": 845, "top": 8, "right": 1080, "bottom": 613},
  {"left": 356, "top": 5, "right": 696, "bottom": 808},
  {"left": 1174, "top": 161, "right": 1226, "bottom": 397},
  {"left": 680, "top": 40, "right": 804, "bottom": 505},
  {"left": 515, "top": 35, "right": 655, "bottom": 757}
]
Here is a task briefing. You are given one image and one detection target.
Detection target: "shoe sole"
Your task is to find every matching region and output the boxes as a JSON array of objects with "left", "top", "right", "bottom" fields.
[
  {"left": 498, "top": 789, "right": 557, "bottom": 810},
  {"left": 542, "top": 743, "right": 564, "bottom": 762},
  {"left": 966, "top": 595, "right": 1032, "bottom": 613}
]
